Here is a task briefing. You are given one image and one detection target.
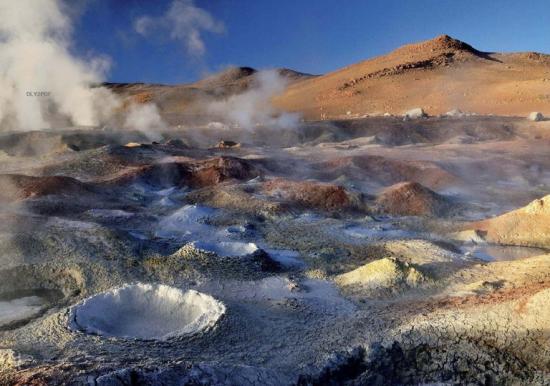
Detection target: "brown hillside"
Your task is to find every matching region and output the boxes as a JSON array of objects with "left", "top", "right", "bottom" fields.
[
  {"left": 469, "top": 195, "right": 550, "bottom": 248},
  {"left": 274, "top": 35, "right": 550, "bottom": 119},
  {"left": 103, "top": 67, "right": 315, "bottom": 123}
]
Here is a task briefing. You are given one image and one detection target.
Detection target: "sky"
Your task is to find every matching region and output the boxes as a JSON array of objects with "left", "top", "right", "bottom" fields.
[{"left": 71, "top": 0, "right": 550, "bottom": 84}]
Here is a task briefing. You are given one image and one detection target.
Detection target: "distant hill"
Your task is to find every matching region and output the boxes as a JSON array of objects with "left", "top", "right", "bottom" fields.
[
  {"left": 104, "top": 35, "right": 550, "bottom": 122},
  {"left": 103, "top": 67, "right": 315, "bottom": 124},
  {"left": 273, "top": 34, "right": 550, "bottom": 119}
]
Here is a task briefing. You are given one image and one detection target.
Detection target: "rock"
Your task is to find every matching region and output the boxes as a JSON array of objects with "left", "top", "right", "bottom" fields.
[
  {"left": 528, "top": 112, "right": 544, "bottom": 121},
  {"left": 215, "top": 140, "right": 241, "bottom": 149},
  {"left": 403, "top": 108, "right": 427, "bottom": 119},
  {"left": 445, "top": 109, "right": 466, "bottom": 117}
]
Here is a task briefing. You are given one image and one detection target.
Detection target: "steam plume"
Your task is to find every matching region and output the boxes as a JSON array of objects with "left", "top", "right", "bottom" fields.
[
  {"left": 207, "top": 70, "right": 300, "bottom": 129},
  {"left": 124, "top": 103, "right": 165, "bottom": 141},
  {"left": 0, "top": 0, "right": 116, "bottom": 131},
  {"left": 0, "top": 0, "right": 168, "bottom": 140}
]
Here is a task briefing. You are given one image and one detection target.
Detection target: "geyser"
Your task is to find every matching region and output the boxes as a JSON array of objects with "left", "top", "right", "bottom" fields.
[{"left": 69, "top": 283, "right": 225, "bottom": 340}]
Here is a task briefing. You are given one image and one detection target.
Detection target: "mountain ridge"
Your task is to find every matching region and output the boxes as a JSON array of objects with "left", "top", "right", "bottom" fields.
[{"left": 105, "top": 35, "right": 550, "bottom": 120}]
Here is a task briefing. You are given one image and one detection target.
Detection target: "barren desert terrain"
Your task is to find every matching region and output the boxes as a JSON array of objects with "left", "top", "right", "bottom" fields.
[{"left": 1, "top": 34, "right": 550, "bottom": 385}]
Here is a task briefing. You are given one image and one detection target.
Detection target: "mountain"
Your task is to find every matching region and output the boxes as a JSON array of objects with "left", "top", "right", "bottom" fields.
[
  {"left": 273, "top": 35, "right": 550, "bottom": 119},
  {"left": 103, "top": 67, "right": 315, "bottom": 124},
  {"left": 104, "top": 35, "right": 550, "bottom": 121}
]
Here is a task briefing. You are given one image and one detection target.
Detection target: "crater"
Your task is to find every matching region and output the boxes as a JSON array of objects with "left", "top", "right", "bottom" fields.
[{"left": 69, "top": 283, "right": 225, "bottom": 340}]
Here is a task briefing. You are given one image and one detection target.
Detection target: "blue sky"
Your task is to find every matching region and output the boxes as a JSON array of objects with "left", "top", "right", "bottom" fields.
[{"left": 72, "top": 0, "right": 550, "bottom": 84}]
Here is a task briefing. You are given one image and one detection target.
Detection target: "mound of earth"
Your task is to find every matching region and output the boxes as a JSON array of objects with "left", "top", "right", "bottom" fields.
[
  {"left": 335, "top": 257, "right": 428, "bottom": 296},
  {"left": 103, "top": 156, "right": 259, "bottom": 189},
  {"left": 187, "top": 156, "right": 259, "bottom": 188},
  {"left": 261, "top": 178, "right": 361, "bottom": 211},
  {"left": 319, "top": 155, "right": 457, "bottom": 190},
  {"left": 468, "top": 195, "right": 550, "bottom": 248},
  {"left": 375, "top": 181, "right": 452, "bottom": 216},
  {"left": 0, "top": 174, "right": 94, "bottom": 202},
  {"left": 185, "top": 185, "right": 284, "bottom": 215}
]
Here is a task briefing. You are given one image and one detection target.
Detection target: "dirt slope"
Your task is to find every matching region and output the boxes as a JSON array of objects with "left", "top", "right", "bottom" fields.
[
  {"left": 274, "top": 35, "right": 550, "bottom": 119},
  {"left": 469, "top": 195, "right": 550, "bottom": 248}
]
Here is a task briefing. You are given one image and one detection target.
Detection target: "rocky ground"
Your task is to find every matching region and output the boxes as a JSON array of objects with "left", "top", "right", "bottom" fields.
[{"left": 0, "top": 115, "right": 549, "bottom": 385}]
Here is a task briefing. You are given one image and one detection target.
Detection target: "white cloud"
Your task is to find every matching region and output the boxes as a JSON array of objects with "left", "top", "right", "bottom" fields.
[{"left": 134, "top": 0, "right": 224, "bottom": 57}]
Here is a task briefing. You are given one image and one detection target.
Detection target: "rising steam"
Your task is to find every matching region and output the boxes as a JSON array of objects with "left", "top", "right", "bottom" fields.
[
  {"left": 0, "top": 0, "right": 166, "bottom": 135},
  {"left": 0, "top": 0, "right": 110, "bottom": 130},
  {"left": 207, "top": 70, "right": 300, "bottom": 129},
  {"left": 123, "top": 103, "right": 165, "bottom": 141},
  {"left": 0, "top": 1, "right": 297, "bottom": 137}
]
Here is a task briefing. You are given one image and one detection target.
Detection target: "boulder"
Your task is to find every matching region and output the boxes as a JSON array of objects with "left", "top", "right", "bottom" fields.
[
  {"left": 445, "top": 109, "right": 466, "bottom": 117},
  {"left": 403, "top": 108, "right": 427, "bottom": 119},
  {"left": 528, "top": 112, "right": 544, "bottom": 121}
]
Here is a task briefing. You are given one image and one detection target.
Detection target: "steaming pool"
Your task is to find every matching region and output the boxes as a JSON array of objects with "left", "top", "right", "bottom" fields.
[
  {"left": 462, "top": 244, "right": 548, "bottom": 261},
  {"left": 69, "top": 283, "right": 225, "bottom": 340},
  {"left": 0, "top": 289, "right": 63, "bottom": 329}
]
